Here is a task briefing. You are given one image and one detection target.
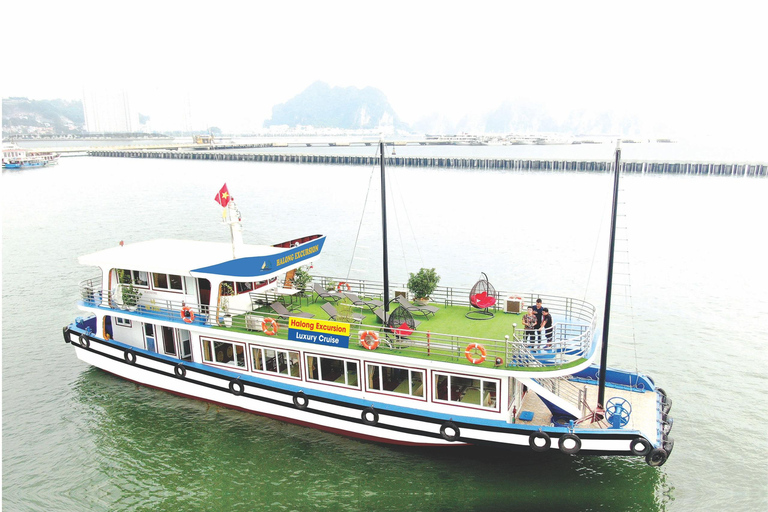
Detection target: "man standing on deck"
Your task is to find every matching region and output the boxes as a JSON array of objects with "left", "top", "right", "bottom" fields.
[
  {"left": 532, "top": 299, "right": 544, "bottom": 342},
  {"left": 523, "top": 306, "right": 537, "bottom": 343},
  {"left": 540, "top": 308, "right": 554, "bottom": 347}
]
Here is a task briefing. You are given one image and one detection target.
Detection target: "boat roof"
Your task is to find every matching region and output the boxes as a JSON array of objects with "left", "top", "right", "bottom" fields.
[{"left": 79, "top": 237, "right": 325, "bottom": 281}]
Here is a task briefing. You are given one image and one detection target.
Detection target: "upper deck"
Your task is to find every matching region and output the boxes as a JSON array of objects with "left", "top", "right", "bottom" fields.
[{"left": 77, "top": 272, "right": 599, "bottom": 375}]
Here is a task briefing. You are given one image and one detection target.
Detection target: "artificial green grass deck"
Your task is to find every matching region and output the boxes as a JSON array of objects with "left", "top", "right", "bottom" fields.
[{"left": 213, "top": 293, "right": 587, "bottom": 372}]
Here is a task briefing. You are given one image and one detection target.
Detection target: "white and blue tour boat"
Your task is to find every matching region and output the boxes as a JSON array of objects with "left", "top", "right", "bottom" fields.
[{"left": 63, "top": 145, "right": 673, "bottom": 466}]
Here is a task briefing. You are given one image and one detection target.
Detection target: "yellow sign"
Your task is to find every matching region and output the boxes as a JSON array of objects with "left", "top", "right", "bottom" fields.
[{"left": 288, "top": 317, "right": 351, "bottom": 337}]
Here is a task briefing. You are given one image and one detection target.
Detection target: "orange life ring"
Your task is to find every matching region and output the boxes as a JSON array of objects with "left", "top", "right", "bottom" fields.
[
  {"left": 465, "top": 343, "right": 487, "bottom": 364},
  {"left": 261, "top": 317, "right": 279, "bottom": 336},
  {"left": 359, "top": 330, "right": 380, "bottom": 350},
  {"left": 181, "top": 306, "right": 195, "bottom": 323},
  {"left": 336, "top": 281, "right": 352, "bottom": 292}
]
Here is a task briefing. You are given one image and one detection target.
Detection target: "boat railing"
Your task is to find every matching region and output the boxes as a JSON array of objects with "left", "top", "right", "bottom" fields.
[
  {"left": 312, "top": 275, "right": 597, "bottom": 325},
  {"left": 78, "top": 276, "right": 596, "bottom": 370}
]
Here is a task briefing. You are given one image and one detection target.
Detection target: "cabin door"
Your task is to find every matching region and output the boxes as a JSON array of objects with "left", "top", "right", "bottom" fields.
[
  {"left": 198, "top": 279, "right": 211, "bottom": 315},
  {"left": 144, "top": 323, "right": 156, "bottom": 352}
]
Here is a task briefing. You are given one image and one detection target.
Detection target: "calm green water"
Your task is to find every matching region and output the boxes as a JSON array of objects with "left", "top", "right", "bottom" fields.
[{"left": 3, "top": 154, "right": 767, "bottom": 511}]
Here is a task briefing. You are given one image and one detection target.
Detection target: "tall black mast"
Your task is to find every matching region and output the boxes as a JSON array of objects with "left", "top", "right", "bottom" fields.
[
  {"left": 380, "top": 141, "right": 390, "bottom": 315},
  {"left": 597, "top": 143, "right": 622, "bottom": 412}
]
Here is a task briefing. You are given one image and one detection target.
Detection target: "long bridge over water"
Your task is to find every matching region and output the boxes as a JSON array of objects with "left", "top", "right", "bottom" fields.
[{"left": 86, "top": 147, "right": 767, "bottom": 177}]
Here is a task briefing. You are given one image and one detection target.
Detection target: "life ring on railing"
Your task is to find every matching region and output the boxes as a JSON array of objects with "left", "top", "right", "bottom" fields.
[
  {"left": 180, "top": 306, "right": 195, "bottom": 323},
  {"left": 336, "top": 281, "right": 352, "bottom": 292},
  {"left": 261, "top": 317, "right": 279, "bottom": 336},
  {"left": 465, "top": 343, "right": 487, "bottom": 364},
  {"left": 359, "top": 330, "right": 380, "bottom": 350}
]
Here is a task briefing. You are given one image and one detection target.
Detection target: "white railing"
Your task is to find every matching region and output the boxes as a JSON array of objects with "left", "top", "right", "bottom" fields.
[{"left": 78, "top": 276, "right": 597, "bottom": 370}]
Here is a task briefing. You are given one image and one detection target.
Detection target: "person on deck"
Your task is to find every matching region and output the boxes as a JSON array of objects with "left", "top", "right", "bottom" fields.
[
  {"left": 523, "top": 306, "right": 537, "bottom": 343},
  {"left": 532, "top": 299, "right": 544, "bottom": 342},
  {"left": 540, "top": 308, "right": 554, "bottom": 347}
]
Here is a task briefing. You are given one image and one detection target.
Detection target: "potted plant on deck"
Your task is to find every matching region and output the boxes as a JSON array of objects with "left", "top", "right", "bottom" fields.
[
  {"left": 407, "top": 267, "right": 440, "bottom": 305},
  {"left": 117, "top": 269, "right": 142, "bottom": 311},
  {"left": 220, "top": 282, "right": 235, "bottom": 327}
]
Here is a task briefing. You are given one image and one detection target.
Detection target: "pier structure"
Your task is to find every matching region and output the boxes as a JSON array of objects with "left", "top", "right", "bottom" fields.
[{"left": 86, "top": 148, "right": 767, "bottom": 177}]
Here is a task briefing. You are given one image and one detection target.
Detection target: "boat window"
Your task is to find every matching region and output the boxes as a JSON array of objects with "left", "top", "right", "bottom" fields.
[
  {"left": 152, "top": 273, "right": 184, "bottom": 292},
  {"left": 115, "top": 317, "right": 132, "bottom": 327},
  {"left": 306, "top": 354, "right": 358, "bottom": 387},
  {"left": 366, "top": 363, "right": 425, "bottom": 398},
  {"left": 251, "top": 345, "right": 301, "bottom": 378},
  {"left": 433, "top": 372, "right": 498, "bottom": 410},
  {"left": 117, "top": 269, "right": 149, "bottom": 287},
  {"left": 178, "top": 329, "right": 192, "bottom": 361},
  {"left": 201, "top": 338, "right": 246, "bottom": 368}
]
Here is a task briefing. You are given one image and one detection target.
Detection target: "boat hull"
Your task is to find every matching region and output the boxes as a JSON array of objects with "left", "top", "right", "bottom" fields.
[{"left": 64, "top": 325, "right": 664, "bottom": 458}]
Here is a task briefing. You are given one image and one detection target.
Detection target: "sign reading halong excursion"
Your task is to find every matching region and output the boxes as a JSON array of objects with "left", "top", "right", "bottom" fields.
[{"left": 287, "top": 318, "right": 350, "bottom": 348}]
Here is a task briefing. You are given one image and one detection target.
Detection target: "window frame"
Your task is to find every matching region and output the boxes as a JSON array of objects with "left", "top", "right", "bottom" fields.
[
  {"left": 151, "top": 272, "right": 185, "bottom": 293},
  {"left": 200, "top": 336, "right": 247, "bottom": 369},
  {"left": 305, "top": 352, "right": 360, "bottom": 389},
  {"left": 365, "top": 362, "right": 426, "bottom": 401},
  {"left": 114, "top": 317, "right": 132, "bottom": 327},
  {"left": 431, "top": 371, "right": 500, "bottom": 412},
  {"left": 249, "top": 343, "right": 302, "bottom": 380}
]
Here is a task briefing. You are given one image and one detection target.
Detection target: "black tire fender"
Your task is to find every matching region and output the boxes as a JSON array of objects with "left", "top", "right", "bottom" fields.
[
  {"left": 78, "top": 334, "right": 89, "bottom": 349},
  {"left": 63, "top": 327, "right": 71, "bottom": 344},
  {"left": 630, "top": 437, "right": 652, "bottom": 456},
  {"left": 558, "top": 433, "right": 582, "bottom": 454},
  {"left": 293, "top": 391, "right": 309, "bottom": 410},
  {"left": 229, "top": 380, "right": 244, "bottom": 396},
  {"left": 529, "top": 430, "right": 551, "bottom": 452},
  {"left": 646, "top": 448, "right": 668, "bottom": 467},
  {"left": 440, "top": 421, "right": 460, "bottom": 442},
  {"left": 361, "top": 407, "right": 379, "bottom": 426},
  {"left": 174, "top": 364, "right": 186, "bottom": 378},
  {"left": 124, "top": 349, "right": 137, "bottom": 365}
]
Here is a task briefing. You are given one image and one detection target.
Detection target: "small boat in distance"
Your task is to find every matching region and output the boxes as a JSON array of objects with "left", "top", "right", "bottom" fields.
[
  {"left": 2, "top": 143, "right": 60, "bottom": 168},
  {"left": 63, "top": 146, "right": 673, "bottom": 466}
]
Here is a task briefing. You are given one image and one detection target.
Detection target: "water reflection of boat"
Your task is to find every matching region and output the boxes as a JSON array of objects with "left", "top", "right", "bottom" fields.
[{"left": 63, "top": 144, "right": 673, "bottom": 467}]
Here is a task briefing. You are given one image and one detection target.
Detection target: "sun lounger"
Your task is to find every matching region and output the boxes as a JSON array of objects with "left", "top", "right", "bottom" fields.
[
  {"left": 320, "top": 302, "right": 364, "bottom": 323},
  {"left": 270, "top": 301, "right": 314, "bottom": 319},
  {"left": 395, "top": 295, "right": 438, "bottom": 318}
]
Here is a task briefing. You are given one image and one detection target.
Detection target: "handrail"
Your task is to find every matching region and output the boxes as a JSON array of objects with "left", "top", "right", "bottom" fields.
[{"left": 77, "top": 276, "right": 596, "bottom": 370}]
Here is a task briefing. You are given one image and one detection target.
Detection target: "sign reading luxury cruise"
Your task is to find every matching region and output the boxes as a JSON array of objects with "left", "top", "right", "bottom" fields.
[{"left": 287, "top": 318, "right": 350, "bottom": 348}]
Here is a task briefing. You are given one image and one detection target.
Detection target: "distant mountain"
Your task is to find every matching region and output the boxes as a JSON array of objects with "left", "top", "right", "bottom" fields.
[
  {"left": 2, "top": 97, "right": 85, "bottom": 134},
  {"left": 264, "top": 81, "right": 403, "bottom": 130}
]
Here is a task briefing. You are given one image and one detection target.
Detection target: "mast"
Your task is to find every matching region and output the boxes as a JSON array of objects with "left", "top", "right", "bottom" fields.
[
  {"left": 597, "top": 142, "right": 622, "bottom": 411},
  {"left": 380, "top": 141, "right": 390, "bottom": 315}
]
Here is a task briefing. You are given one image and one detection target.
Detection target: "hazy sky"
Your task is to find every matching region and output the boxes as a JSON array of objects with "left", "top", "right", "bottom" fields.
[{"left": 3, "top": 1, "right": 765, "bottom": 138}]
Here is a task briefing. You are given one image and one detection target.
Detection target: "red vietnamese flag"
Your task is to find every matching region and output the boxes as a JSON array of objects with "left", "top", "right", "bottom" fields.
[{"left": 215, "top": 183, "right": 232, "bottom": 207}]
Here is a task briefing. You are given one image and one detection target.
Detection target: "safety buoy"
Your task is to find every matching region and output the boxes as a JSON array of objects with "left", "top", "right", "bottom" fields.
[
  {"left": 261, "top": 317, "right": 279, "bottom": 336},
  {"left": 558, "top": 433, "right": 582, "bottom": 454},
  {"left": 529, "top": 430, "right": 551, "bottom": 452},
  {"left": 465, "top": 343, "right": 487, "bottom": 364},
  {"left": 181, "top": 306, "right": 195, "bottom": 323},
  {"left": 359, "top": 330, "right": 380, "bottom": 350},
  {"left": 336, "top": 281, "right": 352, "bottom": 292}
]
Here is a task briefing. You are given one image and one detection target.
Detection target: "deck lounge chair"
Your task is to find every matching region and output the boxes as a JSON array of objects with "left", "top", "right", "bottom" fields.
[
  {"left": 343, "top": 292, "right": 383, "bottom": 312},
  {"left": 320, "top": 303, "right": 364, "bottom": 323},
  {"left": 395, "top": 295, "right": 438, "bottom": 318},
  {"left": 270, "top": 301, "right": 314, "bottom": 319},
  {"left": 313, "top": 283, "right": 342, "bottom": 303}
]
